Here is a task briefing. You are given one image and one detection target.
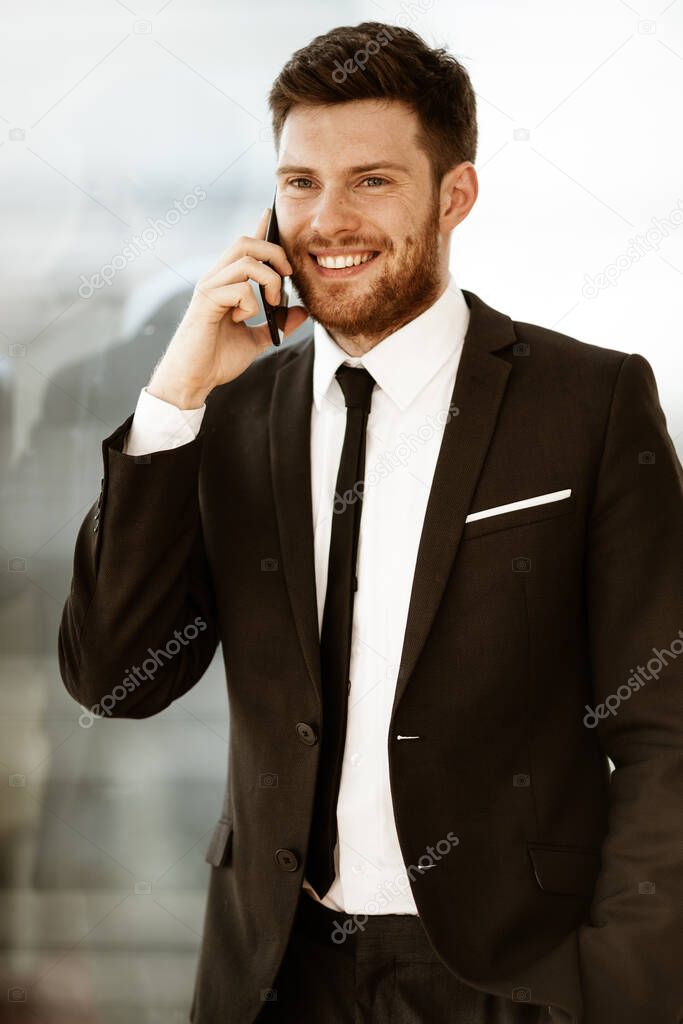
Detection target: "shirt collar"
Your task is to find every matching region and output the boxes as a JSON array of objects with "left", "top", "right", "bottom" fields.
[{"left": 312, "top": 273, "right": 470, "bottom": 413}]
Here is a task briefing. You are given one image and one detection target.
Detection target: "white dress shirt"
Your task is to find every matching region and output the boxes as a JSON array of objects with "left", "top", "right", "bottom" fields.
[{"left": 124, "top": 273, "right": 470, "bottom": 915}]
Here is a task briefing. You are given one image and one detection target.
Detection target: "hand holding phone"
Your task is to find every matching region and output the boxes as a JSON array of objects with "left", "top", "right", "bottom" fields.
[{"left": 145, "top": 202, "right": 308, "bottom": 409}]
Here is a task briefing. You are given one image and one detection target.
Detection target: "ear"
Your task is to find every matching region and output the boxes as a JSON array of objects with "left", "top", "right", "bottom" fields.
[{"left": 439, "top": 162, "right": 478, "bottom": 232}]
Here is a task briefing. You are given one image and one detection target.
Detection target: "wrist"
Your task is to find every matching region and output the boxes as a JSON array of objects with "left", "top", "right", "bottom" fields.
[{"left": 147, "top": 374, "right": 210, "bottom": 410}]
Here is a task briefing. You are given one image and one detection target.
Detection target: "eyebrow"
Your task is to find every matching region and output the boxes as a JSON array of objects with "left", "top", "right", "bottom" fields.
[{"left": 276, "top": 162, "right": 409, "bottom": 176}]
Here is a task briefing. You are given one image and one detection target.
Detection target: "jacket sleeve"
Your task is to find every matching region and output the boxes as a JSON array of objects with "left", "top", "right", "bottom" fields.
[
  {"left": 58, "top": 412, "right": 219, "bottom": 719},
  {"left": 578, "top": 352, "right": 683, "bottom": 1023}
]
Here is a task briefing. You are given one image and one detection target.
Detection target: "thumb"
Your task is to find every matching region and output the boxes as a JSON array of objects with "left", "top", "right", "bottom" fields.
[{"left": 276, "top": 304, "right": 310, "bottom": 339}]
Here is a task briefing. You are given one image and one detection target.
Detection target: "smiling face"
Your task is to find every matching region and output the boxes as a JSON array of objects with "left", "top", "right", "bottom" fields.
[{"left": 275, "top": 99, "right": 471, "bottom": 351}]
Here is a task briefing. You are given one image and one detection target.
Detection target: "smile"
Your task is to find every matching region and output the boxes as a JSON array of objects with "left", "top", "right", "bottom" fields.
[{"left": 309, "top": 250, "right": 380, "bottom": 277}]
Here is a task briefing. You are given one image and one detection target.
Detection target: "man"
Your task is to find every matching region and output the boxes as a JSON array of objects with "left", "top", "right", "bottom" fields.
[{"left": 59, "top": 21, "right": 683, "bottom": 1024}]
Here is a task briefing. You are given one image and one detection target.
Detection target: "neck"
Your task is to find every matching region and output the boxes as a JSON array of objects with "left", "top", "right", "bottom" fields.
[{"left": 326, "top": 273, "right": 450, "bottom": 357}]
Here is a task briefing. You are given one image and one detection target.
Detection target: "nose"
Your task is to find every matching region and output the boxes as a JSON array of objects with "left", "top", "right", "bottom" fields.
[{"left": 309, "top": 188, "right": 363, "bottom": 238}]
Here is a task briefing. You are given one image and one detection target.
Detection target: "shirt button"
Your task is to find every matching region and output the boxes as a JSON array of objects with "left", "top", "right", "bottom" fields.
[
  {"left": 350, "top": 753, "right": 362, "bottom": 767},
  {"left": 352, "top": 862, "right": 365, "bottom": 874}
]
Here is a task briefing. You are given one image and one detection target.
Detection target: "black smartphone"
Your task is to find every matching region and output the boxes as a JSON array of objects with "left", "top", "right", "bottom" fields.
[{"left": 258, "top": 188, "right": 290, "bottom": 347}]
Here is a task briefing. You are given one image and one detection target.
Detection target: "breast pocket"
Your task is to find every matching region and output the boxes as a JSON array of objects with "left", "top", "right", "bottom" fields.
[
  {"left": 205, "top": 814, "right": 234, "bottom": 867},
  {"left": 462, "top": 490, "right": 577, "bottom": 541}
]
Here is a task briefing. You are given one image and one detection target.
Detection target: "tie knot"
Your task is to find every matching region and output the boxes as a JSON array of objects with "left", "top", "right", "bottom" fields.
[{"left": 335, "top": 364, "right": 376, "bottom": 412}]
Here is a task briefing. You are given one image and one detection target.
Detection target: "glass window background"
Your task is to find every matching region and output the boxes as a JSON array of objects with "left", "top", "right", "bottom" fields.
[{"left": 1, "top": 2, "right": 682, "bottom": 1021}]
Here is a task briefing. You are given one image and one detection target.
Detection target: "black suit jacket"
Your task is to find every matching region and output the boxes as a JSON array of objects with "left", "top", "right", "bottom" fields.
[{"left": 59, "top": 289, "right": 683, "bottom": 1023}]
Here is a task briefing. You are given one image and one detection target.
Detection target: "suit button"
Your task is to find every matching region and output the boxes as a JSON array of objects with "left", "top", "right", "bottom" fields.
[
  {"left": 295, "top": 722, "right": 317, "bottom": 746},
  {"left": 274, "top": 848, "right": 299, "bottom": 872},
  {"left": 93, "top": 522, "right": 99, "bottom": 533}
]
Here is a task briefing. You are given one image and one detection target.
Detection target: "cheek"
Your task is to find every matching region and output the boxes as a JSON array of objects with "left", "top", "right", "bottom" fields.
[
  {"left": 287, "top": 232, "right": 313, "bottom": 262},
  {"left": 276, "top": 208, "right": 308, "bottom": 245}
]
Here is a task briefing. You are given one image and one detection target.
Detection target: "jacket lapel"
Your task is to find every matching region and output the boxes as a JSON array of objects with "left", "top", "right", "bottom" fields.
[
  {"left": 270, "top": 338, "right": 322, "bottom": 707},
  {"left": 269, "top": 290, "right": 516, "bottom": 715},
  {"left": 390, "top": 289, "right": 515, "bottom": 718}
]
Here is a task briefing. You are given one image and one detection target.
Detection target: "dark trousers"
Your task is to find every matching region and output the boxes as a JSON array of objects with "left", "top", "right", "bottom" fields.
[{"left": 255, "top": 890, "right": 551, "bottom": 1023}]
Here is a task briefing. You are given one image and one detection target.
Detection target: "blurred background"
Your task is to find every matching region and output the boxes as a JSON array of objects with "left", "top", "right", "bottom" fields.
[{"left": 1, "top": 0, "right": 682, "bottom": 1020}]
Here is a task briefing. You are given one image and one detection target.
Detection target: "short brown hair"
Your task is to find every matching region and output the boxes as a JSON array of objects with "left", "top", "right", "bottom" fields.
[{"left": 268, "top": 22, "right": 478, "bottom": 194}]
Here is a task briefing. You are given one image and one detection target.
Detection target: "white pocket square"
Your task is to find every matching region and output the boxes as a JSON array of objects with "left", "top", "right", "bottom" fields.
[{"left": 465, "top": 488, "right": 572, "bottom": 524}]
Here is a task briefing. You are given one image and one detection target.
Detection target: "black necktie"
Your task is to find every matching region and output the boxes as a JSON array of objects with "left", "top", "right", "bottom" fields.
[{"left": 306, "top": 364, "right": 377, "bottom": 899}]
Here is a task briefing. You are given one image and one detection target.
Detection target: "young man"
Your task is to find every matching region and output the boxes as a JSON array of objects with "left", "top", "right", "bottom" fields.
[{"left": 59, "top": 21, "right": 683, "bottom": 1024}]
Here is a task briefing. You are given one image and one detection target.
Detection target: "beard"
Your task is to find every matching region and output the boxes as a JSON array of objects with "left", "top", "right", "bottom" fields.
[{"left": 287, "top": 189, "right": 443, "bottom": 342}]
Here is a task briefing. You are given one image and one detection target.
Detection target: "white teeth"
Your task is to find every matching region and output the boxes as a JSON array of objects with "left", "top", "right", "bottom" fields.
[{"left": 315, "top": 252, "right": 376, "bottom": 269}]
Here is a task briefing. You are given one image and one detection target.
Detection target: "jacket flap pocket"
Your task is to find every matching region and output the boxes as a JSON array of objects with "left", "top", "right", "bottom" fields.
[
  {"left": 527, "top": 841, "right": 601, "bottom": 895},
  {"left": 205, "top": 816, "right": 234, "bottom": 867},
  {"left": 463, "top": 491, "right": 576, "bottom": 541}
]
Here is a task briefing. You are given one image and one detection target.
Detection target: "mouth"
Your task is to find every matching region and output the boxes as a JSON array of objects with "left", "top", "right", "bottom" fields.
[{"left": 308, "top": 249, "right": 381, "bottom": 278}]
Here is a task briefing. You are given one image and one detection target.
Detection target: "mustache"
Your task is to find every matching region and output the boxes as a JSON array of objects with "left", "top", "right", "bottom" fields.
[{"left": 293, "top": 237, "right": 393, "bottom": 253}]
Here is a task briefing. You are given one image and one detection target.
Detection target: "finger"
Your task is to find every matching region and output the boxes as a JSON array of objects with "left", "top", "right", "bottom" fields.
[
  {"left": 205, "top": 255, "right": 283, "bottom": 306},
  {"left": 204, "top": 236, "right": 293, "bottom": 281},
  {"left": 204, "top": 205, "right": 278, "bottom": 278},
  {"left": 254, "top": 206, "right": 271, "bottom": 241},
  {"left": 193, "top": 280, "right": 260, "bottom": 320}
]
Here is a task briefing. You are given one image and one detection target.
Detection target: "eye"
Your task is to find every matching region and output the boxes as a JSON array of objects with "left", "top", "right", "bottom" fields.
[
  {"left": 288, "top": 177, "right": 314, "bottom": 189},
  {"left": 361, "top": 176, "right": 388, "bottom": 187}
]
